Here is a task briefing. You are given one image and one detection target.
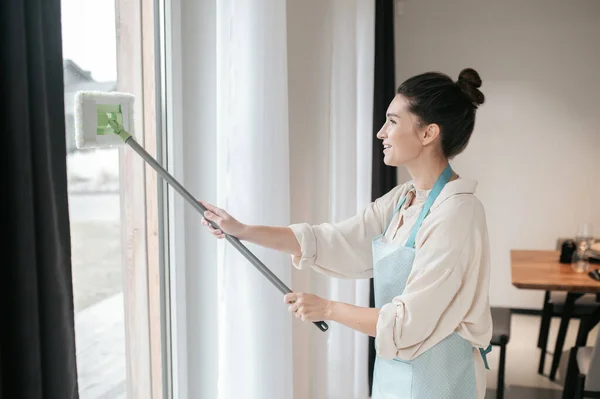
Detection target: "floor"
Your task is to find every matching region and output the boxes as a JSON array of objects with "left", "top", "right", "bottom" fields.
[{"left": 484, "top": 312, "right": 597, "bottom": 399}]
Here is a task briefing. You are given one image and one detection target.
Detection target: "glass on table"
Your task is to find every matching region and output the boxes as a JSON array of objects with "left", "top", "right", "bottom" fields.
[
  {"left": 575, "top": 223, "right": 594, "bottom": 252},
  {"left": 571, "top": 249, "right": 590, "bottom": 273}
]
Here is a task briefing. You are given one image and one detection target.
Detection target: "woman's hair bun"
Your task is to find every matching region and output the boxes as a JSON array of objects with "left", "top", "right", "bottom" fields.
[{"left": 457, "top": 68, "right": 485, "bottom": 107}]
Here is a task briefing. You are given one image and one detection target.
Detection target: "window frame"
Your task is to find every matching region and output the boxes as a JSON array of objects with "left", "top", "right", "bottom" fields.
[{"left": 115, "top": 0, "right": 170, "bottom": 397}]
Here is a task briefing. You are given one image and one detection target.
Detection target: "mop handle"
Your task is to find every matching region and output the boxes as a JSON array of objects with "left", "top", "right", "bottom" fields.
[{"left": 125, "top": 138, "right": 329, "bottom": 333}]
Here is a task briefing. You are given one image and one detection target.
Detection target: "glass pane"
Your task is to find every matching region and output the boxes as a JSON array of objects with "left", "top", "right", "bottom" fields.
[{"left": 61, "top": 0, "right": 126, "bottom": 397}]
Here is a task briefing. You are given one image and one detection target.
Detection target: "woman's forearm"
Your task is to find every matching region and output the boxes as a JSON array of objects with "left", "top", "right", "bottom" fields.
[
  {"left": 238, "top": 225, "right": 301, "bottom": 257},
  {"left": 237, "top": 226, "right": 381, "bottom": 337},
  {"left": 328, "top": 301, "right": 380, "bottom": 337}
]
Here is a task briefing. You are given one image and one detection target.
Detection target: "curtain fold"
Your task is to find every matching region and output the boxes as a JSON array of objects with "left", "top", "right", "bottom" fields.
[
  {"left": 216, "top": 2, "right": 293, "bottom": 399},
  {"left": 1, "top": 0, "right": 79, "bottom": 398},
  {"left": 215, "top": 1, "right": 384, "bottom": 397},
  {"left": 369, "top": 0, "right": 397, "bottom": 394},
  {"left": 288, "top": 1, "right": 374, "bottom": 398},
  {"left": 326, "top": 1, "right": 374, "bottom": 398}
]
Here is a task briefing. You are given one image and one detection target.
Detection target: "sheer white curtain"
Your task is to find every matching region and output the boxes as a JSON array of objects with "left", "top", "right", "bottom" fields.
[
  {"left": 215, "top": 0, "right": 375, "bottom": 398},
  {"left": 216, "top": 2, "right": 293, "bottom": 399},
  {"left": 289, "top": 1, "right": 375, "bottom": 398},
  {"left": 326, "top": 1, "right": 375, "bottom": 398}
]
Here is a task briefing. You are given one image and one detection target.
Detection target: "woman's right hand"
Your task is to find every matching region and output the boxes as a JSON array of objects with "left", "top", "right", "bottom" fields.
[{"left": 200, "top": 201, "right": 247, "bottom": 239}]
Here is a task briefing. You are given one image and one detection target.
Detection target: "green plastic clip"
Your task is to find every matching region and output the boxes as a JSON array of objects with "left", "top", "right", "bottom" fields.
[{"left": 96, "top": 104, "right": 132, "bottom": 142}]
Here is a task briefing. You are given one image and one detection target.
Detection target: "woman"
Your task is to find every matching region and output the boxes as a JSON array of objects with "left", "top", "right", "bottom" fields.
[{"left": 201, "top": 68, "right": 492, "bottom": 399}]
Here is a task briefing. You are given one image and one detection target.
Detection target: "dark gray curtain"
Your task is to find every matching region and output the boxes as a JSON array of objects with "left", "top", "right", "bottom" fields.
[
  {"left": 1, "top": 0, "right": 79, "bottom": 397},
  {"left": 368, "top": 0, "right": 397, "bottom": 393}
]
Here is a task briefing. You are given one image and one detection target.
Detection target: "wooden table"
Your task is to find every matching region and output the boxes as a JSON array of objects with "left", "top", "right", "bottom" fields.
[
  {"left": 511, "top": 250, "right": 600, "bottom": 293},
  {"left": 511, "top": 250, "right": 600, "bottom": 381}
]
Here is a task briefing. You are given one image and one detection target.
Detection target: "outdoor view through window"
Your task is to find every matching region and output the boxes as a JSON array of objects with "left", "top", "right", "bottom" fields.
[{"left": 61, "top": 0, "right": 127, "bottom": 397}]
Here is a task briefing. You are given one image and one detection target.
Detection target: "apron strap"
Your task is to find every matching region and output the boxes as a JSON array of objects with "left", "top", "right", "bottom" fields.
[
  {"left": 478, "top": 344, "right": 492, "bottom": 370},
  {"left": 405, "top": 164, "right": 453, "bottom": 248}
]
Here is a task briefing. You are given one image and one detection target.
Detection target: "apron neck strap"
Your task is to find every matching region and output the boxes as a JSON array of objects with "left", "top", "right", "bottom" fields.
[{"left": 405, "top": 164, "right": 453, "bottom": 248}]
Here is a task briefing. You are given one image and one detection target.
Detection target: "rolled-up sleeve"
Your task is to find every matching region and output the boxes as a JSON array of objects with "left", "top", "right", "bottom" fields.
[
  {"left": 375, "top": 200, "right": 486, "bottom": 360},
  {"left": 289, "top": 184, "right": 407, "bottom": 279}
]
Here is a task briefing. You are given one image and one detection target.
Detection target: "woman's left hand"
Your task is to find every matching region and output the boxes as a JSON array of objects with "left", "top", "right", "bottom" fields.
[{"left": 284, "top": 292, "right": 332, "bottom": 322}]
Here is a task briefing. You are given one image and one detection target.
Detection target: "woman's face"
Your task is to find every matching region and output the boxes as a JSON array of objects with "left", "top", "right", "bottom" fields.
[{"left": 376, "top": 94, "right": 426, "bottom": 167}]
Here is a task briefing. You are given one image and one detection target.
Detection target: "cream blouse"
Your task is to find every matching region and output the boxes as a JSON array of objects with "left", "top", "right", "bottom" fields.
[{"left": 288, "top": 177, "right": 492, "bottom": 397}]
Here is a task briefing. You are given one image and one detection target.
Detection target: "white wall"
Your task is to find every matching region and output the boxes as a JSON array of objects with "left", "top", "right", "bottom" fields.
[{"left": 394, "top": 0, "right": 600, "bottom": 309}]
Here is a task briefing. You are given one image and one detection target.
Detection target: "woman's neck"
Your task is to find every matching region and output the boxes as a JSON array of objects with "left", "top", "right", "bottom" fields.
[{"left": 406, "top": 155, "right": 453, "bottom": 190}]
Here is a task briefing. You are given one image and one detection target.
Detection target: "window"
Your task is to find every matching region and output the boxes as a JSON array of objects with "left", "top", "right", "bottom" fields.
[{"left": 61, "top": 0, "right": 167, "bottom": 397}]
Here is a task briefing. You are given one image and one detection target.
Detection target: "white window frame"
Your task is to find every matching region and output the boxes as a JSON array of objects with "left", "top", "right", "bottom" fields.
[
  {"left": 159, "top": 0, "right": 220, "bottom": 397},
  {"left": 117, "top": 0, "right": 220, "bottom": 396}
]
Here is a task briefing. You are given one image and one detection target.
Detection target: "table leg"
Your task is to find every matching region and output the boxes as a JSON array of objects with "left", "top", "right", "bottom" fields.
[
  {"left": 549, "top": 292, "right": 582, "bottom": 381},
  {"left": 538, "top": 291, "right": 553, "bottom": 374}
]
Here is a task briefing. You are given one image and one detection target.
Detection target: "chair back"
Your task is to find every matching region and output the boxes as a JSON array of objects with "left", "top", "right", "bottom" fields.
[{"left": 585, "top": 329, "right": 600, "bottom": 392}]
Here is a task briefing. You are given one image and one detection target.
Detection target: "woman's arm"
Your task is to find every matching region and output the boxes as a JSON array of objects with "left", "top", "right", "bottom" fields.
[
  {"left": 200, "top": 200, "right": 301, "bottom": 256},
  {"left": 328, "top": 301, "right": 380, "bottom": 337},
  {"left": 288, "top": 185, "right": 408, "bottom": 278},
  {"left": 239, "top": 225, "right": 301, "bottom": 257},
  {"left": 284, "top": 292, "right": 379, "bottom": 337},
  {"left": 201, "top": 184, "right": 406, "bottom": 279}
]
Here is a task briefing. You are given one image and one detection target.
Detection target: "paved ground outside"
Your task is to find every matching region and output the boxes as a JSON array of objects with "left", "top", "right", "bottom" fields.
[
  {"left": 69, "top": 190, "right": 127, "bottom": 398},
  {"left": 69, "top": 193, "right": 122, "bottom": 312}
]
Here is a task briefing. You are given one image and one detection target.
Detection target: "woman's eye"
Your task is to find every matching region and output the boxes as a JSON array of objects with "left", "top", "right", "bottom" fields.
[{"left": 389, "top": 119, "right": 397, "bottom": 125}]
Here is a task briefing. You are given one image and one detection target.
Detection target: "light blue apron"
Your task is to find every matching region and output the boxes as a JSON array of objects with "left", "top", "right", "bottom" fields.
[{"left": 371, "top": 165, "right": 491, "bottom": 399}]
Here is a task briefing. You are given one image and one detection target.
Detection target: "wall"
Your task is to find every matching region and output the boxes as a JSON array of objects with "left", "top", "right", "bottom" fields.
[{"left": 394, "top": 0, "right": 600, "bottom": 308}]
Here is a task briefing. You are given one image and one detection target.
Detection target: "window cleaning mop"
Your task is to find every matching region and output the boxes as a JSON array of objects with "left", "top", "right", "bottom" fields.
[{"left": 74, "top": 90, "right": 328, "bottom": 332}]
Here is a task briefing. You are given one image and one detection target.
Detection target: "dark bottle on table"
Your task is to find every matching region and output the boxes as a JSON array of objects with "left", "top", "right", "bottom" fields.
[{"left": 560, "top": 239, "right": 576, "bottom": 264}]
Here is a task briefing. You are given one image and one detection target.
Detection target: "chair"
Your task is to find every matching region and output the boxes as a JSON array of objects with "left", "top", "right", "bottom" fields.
[
  {"left": 541, "top": 240, "right": 600, "bottom": 380},
  {"left": 537, "top": 291, "right": 599, "bottom": 379},
  {"left": 562, "top": 329, "right": 600, "bottom": 399},
  {"left": 491, "top": 307, "right": 511, "bottom": 399}
]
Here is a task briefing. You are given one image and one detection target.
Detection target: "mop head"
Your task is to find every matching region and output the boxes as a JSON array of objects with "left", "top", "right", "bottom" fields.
[{"left": 74, "top": 90, "right": 136, "bottom": 149}]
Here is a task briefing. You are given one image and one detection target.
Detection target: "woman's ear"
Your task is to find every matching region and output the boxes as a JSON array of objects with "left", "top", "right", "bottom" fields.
[{"left": 420, "top": 123, "right": 440, "bottom": 146}]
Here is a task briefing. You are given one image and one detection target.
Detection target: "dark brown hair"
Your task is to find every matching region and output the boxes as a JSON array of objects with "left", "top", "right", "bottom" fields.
[{"left": 397, "top": 68, "right": 485, "bottom": 158}]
